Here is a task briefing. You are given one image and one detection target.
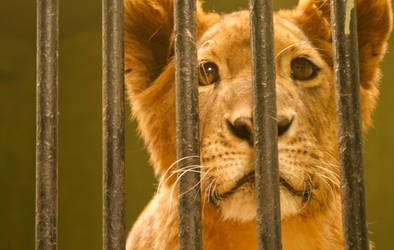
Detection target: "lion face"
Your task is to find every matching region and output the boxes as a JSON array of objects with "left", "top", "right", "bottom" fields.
[
  {"left": 124, "top": 0, "right": 392, "bottom": 228},
  {"left": 197, "top": 11, "right": 338, "bottom": 222}
]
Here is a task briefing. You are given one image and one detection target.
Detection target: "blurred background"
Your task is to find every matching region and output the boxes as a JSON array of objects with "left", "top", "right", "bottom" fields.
[{"left": 0, "top": 0, "right": 393, "bottom": 249}]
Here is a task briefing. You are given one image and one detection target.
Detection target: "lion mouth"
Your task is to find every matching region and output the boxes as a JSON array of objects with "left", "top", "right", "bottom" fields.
[{"left": 210, "top": 171, "right": 312, "bottom": 205}]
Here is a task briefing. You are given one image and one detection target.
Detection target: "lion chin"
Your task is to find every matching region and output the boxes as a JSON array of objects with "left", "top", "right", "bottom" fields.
[
  {"left": 219, "top": 186, "right": 302, "bottom": 223},
  {"left": 123, "top": 0, "right": 392, "bottom": 249}
]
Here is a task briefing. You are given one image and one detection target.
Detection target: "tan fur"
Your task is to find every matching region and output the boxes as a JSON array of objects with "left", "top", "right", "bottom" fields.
[{"left": 124, "top": 0, "right": 392, "bottom": 249}]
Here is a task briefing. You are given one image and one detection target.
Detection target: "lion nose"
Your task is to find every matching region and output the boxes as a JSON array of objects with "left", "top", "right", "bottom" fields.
[
  {"left": 227, "top": 115, "right": 293, "bottom": 144},
  {"left": 277, "top": 115, "right": 293, "bottom": 137},
  {"left": 228, "top": 117, "right": 254, "bottom": 144}
]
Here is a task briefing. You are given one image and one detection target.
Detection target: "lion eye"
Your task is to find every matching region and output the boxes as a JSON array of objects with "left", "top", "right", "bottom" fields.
[
  {"left": 291, "top": 57, "right": 321, "bottom": 81},
  {"left": 199, "top": 62, "right": 219, "bottom": 86}
]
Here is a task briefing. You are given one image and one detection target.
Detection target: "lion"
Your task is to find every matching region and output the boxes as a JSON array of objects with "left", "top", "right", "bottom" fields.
[{"left": 123, "top": 0, "right": 392, "bottom": 249}]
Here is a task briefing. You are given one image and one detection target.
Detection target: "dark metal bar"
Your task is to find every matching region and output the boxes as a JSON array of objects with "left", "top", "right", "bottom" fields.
[
  {"left": 36, "top": 0, "right": 58, "bottom": 249},
  {"left": 102, "top": 0, "right": 126, "bottom": 249},
  {"left": 174, "top": 0, "right": 202, "bottom": 249},
  {"left": 330, "top": 0, "right": 368, "bottom": 249},
  {"left": 249, "top": 0, "right": 282, "bottom": 249}
]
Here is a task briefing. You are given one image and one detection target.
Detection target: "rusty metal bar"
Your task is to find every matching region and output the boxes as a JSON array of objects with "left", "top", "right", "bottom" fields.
[
  {"left": 174, "top": 0, "right": 202, "bottom": 249},
  {"left": 249, "top": 0, "right": 282, "bottom": 249},
  {"left": 102, "top": 0, "right": 126, "bottom": 249},
  {"left": 35, "top": 0, "right": 58, "bottom": 249},
  {"left": 330, "top": 0, "right": 369, "bottom": 249}
]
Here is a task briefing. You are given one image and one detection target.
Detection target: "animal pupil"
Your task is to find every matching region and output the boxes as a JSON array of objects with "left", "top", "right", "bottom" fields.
[
  {"left": 199, "top": 62, "right": 219, "bottom": 85},
  {"left": 291, "top": 57, "right": 320, "bottom": 81}
]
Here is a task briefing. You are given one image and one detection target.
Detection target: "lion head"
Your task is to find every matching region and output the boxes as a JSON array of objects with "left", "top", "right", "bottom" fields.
[{"left": 124, "top": 0, "right": 392, "bottom": 247}]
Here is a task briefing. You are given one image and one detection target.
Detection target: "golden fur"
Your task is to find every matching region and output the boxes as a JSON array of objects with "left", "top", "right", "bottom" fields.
[{"left": 124, "top": 0, "right": 392, "bottom": 249}]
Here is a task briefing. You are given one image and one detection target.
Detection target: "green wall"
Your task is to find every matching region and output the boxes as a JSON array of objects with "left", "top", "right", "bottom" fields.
[{"left": 0, "top": 0, "right": 392, "bottom": 249}]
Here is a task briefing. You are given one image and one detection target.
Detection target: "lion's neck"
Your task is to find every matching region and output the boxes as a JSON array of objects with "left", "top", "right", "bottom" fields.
[
  {"left": 280, "top": 208, "right": 343, "bottom": 250},
  {"left": 201, "top": 199, "right": 343, "bottom": 250},
  {"left": 128, "top": 190, "right": 342, "bottom": 250}
]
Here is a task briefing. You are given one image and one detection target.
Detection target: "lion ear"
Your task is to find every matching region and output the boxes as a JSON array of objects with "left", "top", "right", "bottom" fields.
[
  {"left": 294, "top": 0, "right": 392, "bottom": 86},
  {"left": 124, "top": 0, "right": 175, "bottom": 95},
  {"left": 293, "top": 0, "right": 332, "bottom": 42},
  {"left": 124, "top": 0, "right": 221, "bottom": 95},
  {"left": 293, "top": 0, "right": 392, "bottom": 127},
  {"left": 351, "top": 0, "right": 392, "bottom": 127},
  {"left": 356, "top": 0, "right": 392, "bottom": 89}
]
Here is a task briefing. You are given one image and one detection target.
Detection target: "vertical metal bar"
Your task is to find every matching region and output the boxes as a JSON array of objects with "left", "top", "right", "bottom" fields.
[
  {"left": 249, "top": 0, "right": 282, "bottom": 249},
  {"left": 330, "top": 0, "right": 368, "bottom": 249},
  {"left": 102, "top": 0, "right": 125, "bottom": 249},
  {"left": 36, "top": 0, "right": 58, "bottom": 249},
  {"left": 174, "top": 0, "right": 202, "bottom": 249}
]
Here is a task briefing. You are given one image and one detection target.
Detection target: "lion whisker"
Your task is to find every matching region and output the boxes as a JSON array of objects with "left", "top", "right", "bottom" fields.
[
  {"left": 168, "top": 165, "right": 214, "bottom": 209},
  {"left": 158, "top": 155, "right": 201, "bottom": 192}
]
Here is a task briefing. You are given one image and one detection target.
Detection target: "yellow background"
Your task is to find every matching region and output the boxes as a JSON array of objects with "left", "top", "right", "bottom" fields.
[{"left": 0, "top": 0, "right": 393, "bottom": 249}]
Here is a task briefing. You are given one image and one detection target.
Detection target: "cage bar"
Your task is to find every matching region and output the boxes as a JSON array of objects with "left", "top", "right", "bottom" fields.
[
  {"left": 35, "top": 0, "right": 59, "bottom": 249},
  {"left": 173, "top": 0, "right": 202, "bottom": 249},
  {"left": 330, "top": 0, "right": 369, "bottom": 249},
  {"left": 249, "top": 0, "right": 282, "bottom": 249},
  {"left": 102, "top": 0, "right": 126, "bottom": 249}
]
